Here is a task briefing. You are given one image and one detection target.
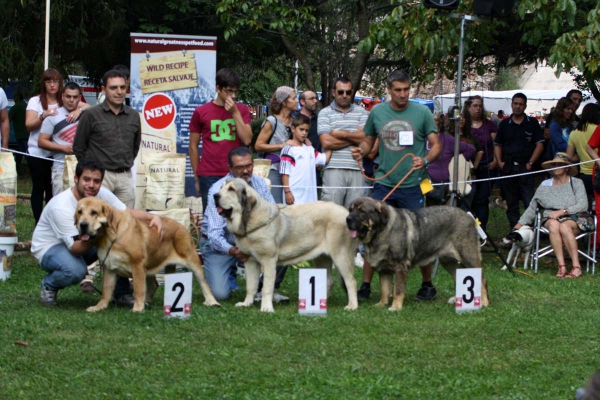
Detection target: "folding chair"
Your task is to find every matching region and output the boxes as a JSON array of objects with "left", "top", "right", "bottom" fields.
[{"left": 531, "top": 208, "right": 597, "bottom": 274}]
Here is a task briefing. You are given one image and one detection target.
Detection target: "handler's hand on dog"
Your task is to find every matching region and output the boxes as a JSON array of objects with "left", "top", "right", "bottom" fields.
[
  {"left": 229, "top": 246, "right": 249, "bottom": 262},
  {"left": 149, "top": 215, "right": 165, "bottom": 240}
]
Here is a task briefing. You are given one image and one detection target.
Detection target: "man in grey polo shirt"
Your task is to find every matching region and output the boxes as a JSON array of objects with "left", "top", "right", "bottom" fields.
[
  {"left": 318, "top": 77, "right": 369, "bottom": 208},
  {"left": 74, "top": 68, "right": 141, "bottom": 208}
]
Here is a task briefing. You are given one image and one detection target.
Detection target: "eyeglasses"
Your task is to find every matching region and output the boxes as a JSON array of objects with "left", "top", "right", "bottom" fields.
[
  {"left": 231, "top": 163, "right": 253, "bottom": 172},
  {"left": 45, "top": 80, "right": 60, "bottom": 85},
  {"left": 337, "top": 90, "right": 352, "bottom": 96},
  {"left": 223, "top": 88, "right": 239, "bottom": 96}
]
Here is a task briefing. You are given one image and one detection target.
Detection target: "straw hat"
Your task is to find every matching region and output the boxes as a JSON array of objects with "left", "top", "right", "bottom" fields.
[{"left": 541, "top": 152, "right": 578, "bottom": 176}]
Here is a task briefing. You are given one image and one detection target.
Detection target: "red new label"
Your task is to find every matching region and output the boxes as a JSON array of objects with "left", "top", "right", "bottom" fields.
[
  {"left": 298, "top": 299, "right": 306, "bottom": 310},
  {"left": 474, "top": 297, "right": 480, "bottom": 306},
  {"left": 456, "top": 298, "right": 462, "bottom": 307},
  {"left": 163, "top": 305, "right": 172, "bottom": 316},
  {"left": 319, "top": 299, "right": 327, "bottom": 309},
  {"left": 143, "top": 93, "right": 176, "bottom": 130},
  {"left": 184, "top": 303, "right": 192, "bottom": 314}
]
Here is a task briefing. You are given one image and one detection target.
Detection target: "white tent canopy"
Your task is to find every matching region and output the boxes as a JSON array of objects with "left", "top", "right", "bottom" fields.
[{"left": 433, "top": 89, "right": 596, "bottom": 116}]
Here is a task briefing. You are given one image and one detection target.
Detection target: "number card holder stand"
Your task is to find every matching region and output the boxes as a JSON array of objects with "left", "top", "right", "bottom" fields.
[
  {"left": 455, "top": 268, "right": 482, "bottom": 314},
  {"left": 164, "top": 272, "right": 193, "bottom": 319},
  {"left": 298, "top": 269, "right": 327, "bottom": 316}
]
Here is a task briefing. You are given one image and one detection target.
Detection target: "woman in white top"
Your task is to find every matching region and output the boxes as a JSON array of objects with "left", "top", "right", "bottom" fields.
[
  {"left": 25, "top": 68, "right": 63, "bottom": 224},
  {"left": 255, "top": 86, "right": 298, "bottom": 204}
]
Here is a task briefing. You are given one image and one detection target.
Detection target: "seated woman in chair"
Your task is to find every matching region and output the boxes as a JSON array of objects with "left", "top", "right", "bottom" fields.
[{"left": 512, "top": 152, "right": 589, "bottom": 278}]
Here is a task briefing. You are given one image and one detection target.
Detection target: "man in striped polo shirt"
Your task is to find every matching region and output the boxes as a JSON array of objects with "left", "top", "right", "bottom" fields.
[
  {"left": 39, "top": 82, "right": 90, "bottom": 196},
  {"left": 318, "top": 77, "right": 369, "bottom": 208}
]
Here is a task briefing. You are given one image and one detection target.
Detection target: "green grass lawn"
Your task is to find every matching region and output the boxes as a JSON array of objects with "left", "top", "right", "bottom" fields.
[{"left": 1, "top": 184, "right": 599, "bottom": 399}]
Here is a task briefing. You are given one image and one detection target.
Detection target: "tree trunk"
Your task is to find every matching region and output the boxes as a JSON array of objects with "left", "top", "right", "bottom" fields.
[
  {"left": 348, "top": 0, "right": 374, "bottom": 97},
  {"left": 281, "top": 35, "right": 316, "bottom": 91},
  {"left": 584, "top": 72, "right": 600, "bottom": 103}
]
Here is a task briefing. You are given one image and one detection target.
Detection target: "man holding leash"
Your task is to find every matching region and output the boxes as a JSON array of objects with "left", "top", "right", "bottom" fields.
[
  {"left": 32, "top": 158, "right": 164, "bottom": 307},
  {"left": 74, "top": 69, "right": 141, "bottom": 208},
  {"left": 201, "top": 147, "right": 288, "bottom": 302},
  {"left": 352, "top": 70, "right": 442, "bottom": 301}
]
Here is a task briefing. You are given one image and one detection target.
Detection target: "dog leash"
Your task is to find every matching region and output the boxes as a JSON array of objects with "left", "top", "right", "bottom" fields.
[{"left": 356, "top": 153, "right": 416, "bottom": 202}]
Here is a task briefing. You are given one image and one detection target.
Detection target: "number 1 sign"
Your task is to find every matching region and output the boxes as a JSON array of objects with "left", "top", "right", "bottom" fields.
[
  {"left": 455, "top": 268, "right": 482, "bottom": 314},
  {"left": 164, "top": 272, "right": 193, "bottom": 319},
  {"left": 298, "top": 269, "right": 327, "bottom": 316}
]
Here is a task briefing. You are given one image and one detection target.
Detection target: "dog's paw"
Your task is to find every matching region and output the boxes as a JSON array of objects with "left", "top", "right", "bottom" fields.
[
  {"left": 132, "top": 306, "right": 145, "bottom": 313},
  {"left": 260, "top": 304, "right": 275, "bottom": 313},
  {"left": 235, "top": 301, "right": 252, "bottom": 307},
  {"left": 86, "top": 305, "right": 105, "bottom": 313},
  {"left": 501, "top": 265, "right": 508, "bottom": 271},
  {"left": 374, "top": 301, "right": 388, "bottom": 308},
  {"left": 447, "top": 296, "right": 456, "bottom": 305},
  {"left": 344, "top": 304, "right": 358, "bottom": 311},
  {"left": 387, "top": 306, "right": 402, "bottom": 312},
  {"left": 204, "top": 300, "right": 221, "bottom": 307}
]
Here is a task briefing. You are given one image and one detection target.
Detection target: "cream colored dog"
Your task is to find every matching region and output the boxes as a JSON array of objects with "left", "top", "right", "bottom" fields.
[
  {"left": 214, "top": 178, "right": 358, "bottom": 313},
  {"left": 75, "top": 197, "right": 220, "bottom": 312}
]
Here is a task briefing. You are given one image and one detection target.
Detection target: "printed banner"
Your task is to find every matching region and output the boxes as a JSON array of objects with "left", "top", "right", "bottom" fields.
[{"left": 130, "top": 33, "right": 217, "bottom": 209}]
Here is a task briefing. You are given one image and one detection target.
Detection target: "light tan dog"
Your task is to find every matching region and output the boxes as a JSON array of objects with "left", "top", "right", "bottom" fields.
[
  {"left": 214, "top": 178, "right": 358, "bottom": 313},
  {"left": 75, "top": 197, "right": 219, "bottom": 312}
]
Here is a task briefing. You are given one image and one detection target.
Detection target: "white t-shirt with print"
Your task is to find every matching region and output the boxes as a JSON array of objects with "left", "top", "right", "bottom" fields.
[
  {"left": 0, "top": 88, "right": 7, "bottom": 110},
  {"left": 31, "top": 187, "right": 126, "bottom": 263}
]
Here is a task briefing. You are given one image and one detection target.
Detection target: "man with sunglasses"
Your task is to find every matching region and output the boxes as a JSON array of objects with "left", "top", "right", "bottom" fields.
[
  {"left": 318, "top": 77, "right": 369, "bottom": 208},
  {"left": 189, "top": 68, "right": 252, "bottom": 213},
  {"left": 201, "top": 147, "right": 289, "bottom": 302}
]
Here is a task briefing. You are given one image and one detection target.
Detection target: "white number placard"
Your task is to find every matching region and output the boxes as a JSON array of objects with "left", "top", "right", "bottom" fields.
[
  {"left": 455, "top": 268, "right": 482, "bottom": 313},
  {"left": 298, "top": 269, "right": 327, "bottom": 316},
  {"left": 164, "top": 272, "right": 192, "bottom": 319}
]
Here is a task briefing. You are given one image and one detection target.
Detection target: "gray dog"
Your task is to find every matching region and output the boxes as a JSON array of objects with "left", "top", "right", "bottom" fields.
[{"left": 346, "top": 197, "right": 489, "bottom": 311}]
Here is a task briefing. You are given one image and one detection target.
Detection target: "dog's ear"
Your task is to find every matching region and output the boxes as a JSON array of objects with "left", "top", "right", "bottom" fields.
[
  {"left": 374, "top": 201, "right": 389, "bottom": 226},
  {"left": 74, "top": 206, "right": 80, "bottom": 227},
  {"left": 241, "top": 188, "right": 257, "bottom": 214},
  {"left": 99, "top": 202, "right": 113, "bottom": 225}
]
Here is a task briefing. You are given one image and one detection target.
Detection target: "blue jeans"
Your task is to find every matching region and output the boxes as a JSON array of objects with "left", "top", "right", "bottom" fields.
[
  {"left": 199, "top": 176, "right": 223, "bottom": 215},
  {"left": 41, "top": 243, "right": 130, "bottom": 296},
  {"left": 200, "top": 238, "right": 287, "bottom": 301},
  {"left": 371, "top": 183, "right": 424, "bottom": 209}
]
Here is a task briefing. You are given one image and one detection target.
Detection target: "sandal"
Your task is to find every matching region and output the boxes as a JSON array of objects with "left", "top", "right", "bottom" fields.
[
  {"left": 556, "top": 265, "right": 567, "bottom": 278},
  {"left": 565, "top": 265, "right": 583, "bottom": 279}
]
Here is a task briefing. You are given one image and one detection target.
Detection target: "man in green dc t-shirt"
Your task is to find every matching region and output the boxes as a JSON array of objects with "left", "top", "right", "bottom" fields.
[{"left": 352, "top": 70, "right": 441, "bottom": 302}]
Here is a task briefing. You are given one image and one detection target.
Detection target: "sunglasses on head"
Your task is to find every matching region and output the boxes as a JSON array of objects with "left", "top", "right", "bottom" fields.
[{"left": 337, "top": 90, "right": 352, "bottom": 96}]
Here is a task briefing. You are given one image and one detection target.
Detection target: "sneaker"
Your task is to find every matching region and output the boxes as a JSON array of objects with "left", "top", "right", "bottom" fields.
[
  {"left": 229, "top": 274, "right": 240, "bottom": 291},
  {"left": 254, "top": 291, "right": 290, "bottom": 304},
  {"left": 415, "top": 284, "right": 437, "bottom": 301},
  {"left": 40, "top": 283, "right": 57, "bottom": 306},
  {"left": 357, "top": 283, "right": 371, "bottom": 301},
  {"left": 80, "top": 281, "right": 97, "bottom": 294}
]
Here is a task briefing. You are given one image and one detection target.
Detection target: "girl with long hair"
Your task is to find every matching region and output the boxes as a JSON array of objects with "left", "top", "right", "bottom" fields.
[{"left": 25, "top": 68, "right": 64, "bottom": 224}]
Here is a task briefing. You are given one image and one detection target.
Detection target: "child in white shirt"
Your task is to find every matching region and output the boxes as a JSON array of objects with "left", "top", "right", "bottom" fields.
[{"left": 279, "top": 114, "right": 331, "bottom": 204}]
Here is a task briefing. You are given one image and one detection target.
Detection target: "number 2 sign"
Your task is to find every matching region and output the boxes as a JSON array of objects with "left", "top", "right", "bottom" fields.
[
  {"left": 455, "top": 268, "right": 482, "bottom": 314},
  {"left": 298, "top": 269, "right": 327, "bottom": 316},
  {"left": 164, "top": 272, "right": 193, "bottom": 319}
]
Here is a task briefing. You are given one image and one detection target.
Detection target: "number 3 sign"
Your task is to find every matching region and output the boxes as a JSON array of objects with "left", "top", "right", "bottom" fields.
[
  {"left": 455, "top": 268, "right": 482, "bottom": 314},
  {"left": 298, "top": 269, "right": 327, "bottom": 316},
  {"left": 164, "top": 272, "right": 193, "bottom": 319}
]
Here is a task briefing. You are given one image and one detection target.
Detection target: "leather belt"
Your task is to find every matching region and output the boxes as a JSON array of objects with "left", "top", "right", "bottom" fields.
[{"left": 107, "top": 167, "right": 129, "bottom": 173}]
